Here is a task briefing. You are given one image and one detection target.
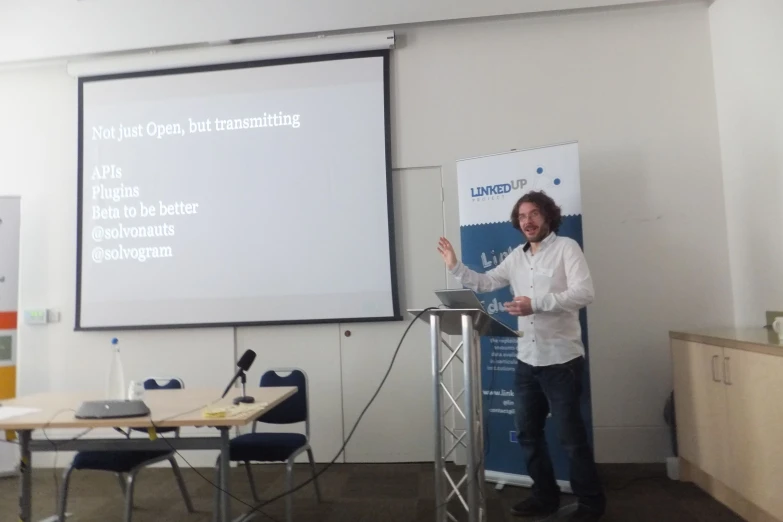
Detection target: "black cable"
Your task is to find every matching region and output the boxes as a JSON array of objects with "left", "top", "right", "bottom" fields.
[
  {"left": 150, "top": 307, "right": 438, "bottom": 520},
  {"left": 39, "top": 408, "right": 93, "bottom": 515},
  {"left": 145, "top": 398, "right": 285, "bottom": 522},
  {"left": 151, "top": 434, "right": 284, "bottom": 522},
  {"left": 0, "top": 306, "right": 444, "bottom": 520},
  {"left": 4, "top": 307, "right": 494, "bottom": 521},
  {"left": 0, "top": 306, "right": 495, "bottom": 521},
  {"left": 23, "top": 375, "right": 665, "bottom": 522}
]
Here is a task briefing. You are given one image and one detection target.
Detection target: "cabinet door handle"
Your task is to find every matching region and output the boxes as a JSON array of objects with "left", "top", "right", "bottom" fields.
[
  {"left": 711, "top": 355, "right": 720, "bottom": 382},
  {"left": 723, "top": 356, "right": 732, "bottom": 385}
]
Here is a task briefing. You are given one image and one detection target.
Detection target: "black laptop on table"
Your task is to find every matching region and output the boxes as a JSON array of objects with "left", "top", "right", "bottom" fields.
[{"left": 75, "top": 400, "right": 151, "bottom": 420}]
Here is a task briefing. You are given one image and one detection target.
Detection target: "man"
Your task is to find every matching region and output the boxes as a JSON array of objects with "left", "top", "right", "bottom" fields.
[{"left": 436, "top": 190, "right": 605, "bottom": 522}]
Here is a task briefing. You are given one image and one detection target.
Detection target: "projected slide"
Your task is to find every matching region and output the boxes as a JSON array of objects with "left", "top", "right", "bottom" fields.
[{"left": 76, "top": 51, "right": 399, "bottom": 329}]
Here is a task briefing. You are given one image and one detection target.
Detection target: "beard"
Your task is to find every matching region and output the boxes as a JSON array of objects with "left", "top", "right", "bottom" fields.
[{"left": 523, "top": 224, "right": 550, "bottom": 243}]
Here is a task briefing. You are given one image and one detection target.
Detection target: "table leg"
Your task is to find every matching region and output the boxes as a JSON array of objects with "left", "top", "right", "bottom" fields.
[
  {"left": 219, "top": 428, "right": 231, "bottom": 522},
  {"left": 18, "top": 430, "right": 32, "bottom": 522}
]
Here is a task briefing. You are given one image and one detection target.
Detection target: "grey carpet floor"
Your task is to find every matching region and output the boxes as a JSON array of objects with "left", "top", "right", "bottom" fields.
[{"left": 0, "top": 463, "right": 744, "bottom": 522}]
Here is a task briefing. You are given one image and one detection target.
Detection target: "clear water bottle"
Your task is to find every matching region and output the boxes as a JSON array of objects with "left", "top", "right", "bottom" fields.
[{"left": 106, "top": 337, "right": 126, "bottom": 400}]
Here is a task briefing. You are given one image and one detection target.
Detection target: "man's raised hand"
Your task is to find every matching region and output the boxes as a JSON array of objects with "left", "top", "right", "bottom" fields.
[{"left": 437, "top": 237, "right": 458, "bottom": 271}]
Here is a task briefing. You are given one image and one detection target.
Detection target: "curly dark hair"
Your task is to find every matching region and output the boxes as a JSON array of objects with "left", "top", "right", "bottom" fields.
[{"left": 510, "top": 190, "right": 562, "bottom": 234}]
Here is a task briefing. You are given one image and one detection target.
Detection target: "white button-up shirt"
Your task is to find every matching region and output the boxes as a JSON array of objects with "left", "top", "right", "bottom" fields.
[{"left": 449, "top": 232, "right": 594, "bottom": 366}]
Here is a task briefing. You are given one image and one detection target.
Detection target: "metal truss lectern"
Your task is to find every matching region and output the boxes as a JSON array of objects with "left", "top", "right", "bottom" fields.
[{"left": 408, "top": 306, "right": 521, "bottom": 522}]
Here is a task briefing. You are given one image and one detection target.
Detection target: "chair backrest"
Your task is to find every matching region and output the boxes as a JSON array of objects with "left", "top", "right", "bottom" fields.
[
  {"left": 143, "top": 377, "right": 184, "bottom": 390},
  {"left": 131, "top": 377, "right": 184, "bottom": 435},
  {"left": 256, "top": 368, "right": 310, "bottom": 437}
]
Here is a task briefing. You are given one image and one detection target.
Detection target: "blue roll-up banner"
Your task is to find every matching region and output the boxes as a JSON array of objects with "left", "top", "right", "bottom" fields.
[{"left": 455, "top": 142, "right": 593, "bottom": 491}]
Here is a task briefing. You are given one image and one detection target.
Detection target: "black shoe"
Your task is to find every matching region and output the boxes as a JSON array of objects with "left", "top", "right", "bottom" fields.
[
  {"left": 510, "top": 496, "right": 559, "bottom": 517},
  {"left": 567, "top": 507, "right": 603, "bottom": 521}
]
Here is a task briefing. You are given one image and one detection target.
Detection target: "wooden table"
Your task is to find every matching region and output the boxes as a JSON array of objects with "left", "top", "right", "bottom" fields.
[{"left": 0, "top": 386, "right": 297, "bottom": 522}]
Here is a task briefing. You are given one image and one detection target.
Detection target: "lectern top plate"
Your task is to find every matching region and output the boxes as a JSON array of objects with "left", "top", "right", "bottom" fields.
[{"left": 407, "top": 308, "right": 521, "bottom": 338}]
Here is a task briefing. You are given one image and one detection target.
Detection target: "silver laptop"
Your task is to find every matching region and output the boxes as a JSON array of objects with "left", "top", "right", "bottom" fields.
[
  {"left": 434, "top": 289, "right": 486, "bottom": 311},
  {"left": 75, "top": 400, "right": 150, "bottom": 420}
]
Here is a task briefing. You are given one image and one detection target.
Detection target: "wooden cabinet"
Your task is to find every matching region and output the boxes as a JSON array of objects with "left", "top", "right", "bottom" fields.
[
  {"left": 671, "top": 339, "right": 729, "bottom": 480},
  {"left": 723, "top": 348, "right": 783, "bottom": 518},
  {"left": 671, "top": 336, "right": 783, "bottom": 522}
]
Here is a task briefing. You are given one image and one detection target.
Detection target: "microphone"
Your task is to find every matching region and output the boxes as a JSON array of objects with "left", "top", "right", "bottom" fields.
[{"left": 221, "top": 349, "right": 257, "bottom": 404}]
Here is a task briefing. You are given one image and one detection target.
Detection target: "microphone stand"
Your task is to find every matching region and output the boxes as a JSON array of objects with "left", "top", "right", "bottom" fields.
[{"left": 233, "top": 371, "right": 256, "bottom": 405}]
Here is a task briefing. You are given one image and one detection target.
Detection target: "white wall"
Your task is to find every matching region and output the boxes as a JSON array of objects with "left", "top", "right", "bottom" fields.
[
  {"left": 0, "top": 0, "right": 668, "bottom": 64},
  {"left": 0, "top": 0, "right": 731, "bottom": 465},
  {"left": 709, "top": 0, "right": 783, "bottom": 327}
]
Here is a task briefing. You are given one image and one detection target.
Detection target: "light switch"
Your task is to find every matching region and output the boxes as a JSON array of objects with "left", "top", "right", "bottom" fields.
[{"left": 24, "top": 310, "right": 48, "bottom": 325}]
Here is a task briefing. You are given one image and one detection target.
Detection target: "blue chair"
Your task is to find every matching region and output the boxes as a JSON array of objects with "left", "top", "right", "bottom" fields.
[
  {"left": 214, "top": 368, "right": 321, "bottom": 522},
  {"left": 57, "top": 377, "right": 195, "bottom": 522}
]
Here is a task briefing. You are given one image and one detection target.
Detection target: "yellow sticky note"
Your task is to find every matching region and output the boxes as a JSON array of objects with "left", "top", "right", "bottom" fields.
[{"left": 202, "top": 407, "right": 228, "bottom": 419}]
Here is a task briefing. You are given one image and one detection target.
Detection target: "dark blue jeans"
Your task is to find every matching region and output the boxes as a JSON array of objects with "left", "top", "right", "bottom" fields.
[{"left": 514, "top": 356, "right": 605, "bottom": 514}]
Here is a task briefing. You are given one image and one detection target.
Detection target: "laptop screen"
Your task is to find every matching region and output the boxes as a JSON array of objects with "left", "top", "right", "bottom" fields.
[{"left": 434, "top": 289, "right": 486, "bottom": 311}]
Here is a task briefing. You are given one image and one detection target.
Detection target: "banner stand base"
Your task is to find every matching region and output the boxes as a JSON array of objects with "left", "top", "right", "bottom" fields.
[{"left": 485, "top": 470, "right": 573, "bottom": 494}]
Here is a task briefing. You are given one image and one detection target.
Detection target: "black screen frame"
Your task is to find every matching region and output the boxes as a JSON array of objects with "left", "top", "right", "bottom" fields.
[{"left": 75, "top": 49, "right": 400, "bottom": 331}]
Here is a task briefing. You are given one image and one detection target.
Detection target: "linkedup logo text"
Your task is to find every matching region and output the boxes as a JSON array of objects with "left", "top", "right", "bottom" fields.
[{"left": 470, "top": 178, "right": 527, "bottom": 201}]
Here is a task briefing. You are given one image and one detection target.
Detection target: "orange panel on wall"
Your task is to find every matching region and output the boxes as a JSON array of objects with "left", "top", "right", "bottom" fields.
[{"left": 0, "top": 312, "right": 17, "bottom": 330}]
